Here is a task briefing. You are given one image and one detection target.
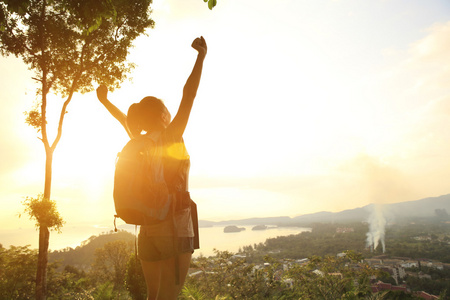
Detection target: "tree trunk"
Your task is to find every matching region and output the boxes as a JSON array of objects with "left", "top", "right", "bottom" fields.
[
  {"left": 36, "top": 225, "right": 49, "bottom": 300},
  {"left": 35, "top": 149, "right": 53, "bottom": 300}
]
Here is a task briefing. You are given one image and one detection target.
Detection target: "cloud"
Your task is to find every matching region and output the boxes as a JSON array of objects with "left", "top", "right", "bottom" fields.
[
  {"left": 376, "top": 21, "right": 450, "bottom": 171},
  {"left": 404, "top": 21, "right": 450, "bottom": 90},
  {"left": 408, "top": 21, "right": 450, "bottom": 63}
]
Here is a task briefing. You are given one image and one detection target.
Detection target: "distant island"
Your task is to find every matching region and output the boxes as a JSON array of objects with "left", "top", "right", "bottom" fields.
[
  {"left": 252, "top": 225, "right": 267, "bottom": 231},
  {"left": 224, "top": 225, "right": 246, "bottom": 233}
]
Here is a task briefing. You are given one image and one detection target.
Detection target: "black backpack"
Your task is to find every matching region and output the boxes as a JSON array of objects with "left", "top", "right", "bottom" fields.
[{"left": 113, "top": 133, "right": 172, "bottom": 226}]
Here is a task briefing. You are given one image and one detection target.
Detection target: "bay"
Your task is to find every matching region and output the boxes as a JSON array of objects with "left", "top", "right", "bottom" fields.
[
  {"left": 195, "top": 225, "right": 311, "bottom": 257},
  {"left": 1, "top": 224, "right": 311, "bottom": 257}
]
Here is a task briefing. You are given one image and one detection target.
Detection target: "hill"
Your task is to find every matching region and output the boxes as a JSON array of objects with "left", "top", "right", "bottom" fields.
[
  {"left": 49, "top": 230, "right": 135, "bottom": 270},
  {"left": 199, "top": 193, "right": 450, "bottom": 227},
  {"left": 49, "top": 194, "right": 450, "bottom": 269}
]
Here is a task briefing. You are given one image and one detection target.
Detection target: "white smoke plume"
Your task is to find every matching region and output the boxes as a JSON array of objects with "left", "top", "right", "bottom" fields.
[{"left": 366, "top": 204, "right": 386, "bottom": 253}]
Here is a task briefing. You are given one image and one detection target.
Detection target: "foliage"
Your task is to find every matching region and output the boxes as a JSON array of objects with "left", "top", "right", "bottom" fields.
[
  {"left": 405, "top": 274, "right": 450, "bottom": 298},
  {"left": 238, "top": 222, "right": 372, "bottom": 263},
  {"left": 24, "top": 107, "right": 44, "bottom": 132},
  {"left": 238, "top": 220, "right": 450, "bottom": 264},
  {"left": 49, "top": 230, "right": 136, "bottom": 269},
  {"left": 2, "top": 235, "right": 449, "bottom": 299},
  {"left": 1, "top": 0, "right": 154, "bottom": 296},
  {"left": 21, "top": 194, "right": 65, "bottom": 233},
  {"left": 0, "top": 245, "right": 37, "bottom": 299},
  {"left": 203, "top": 0, "right": 217, "bottom": 10},
  {"left": 91, "top": 240, "right": 134, "bottom": 292},
  {"left": 185, "top": 250, "right": 281, "bottom": 299},
  {"left": 184, "top": 250, "right": 387, "bottom": 300},
  {"left": 284, "top": 254, "right": 381, "bottom": 299},
  {"left": 385, "top": 220, "right": 450, "bottom": 262},
  {"left": 0, "top": 0, "right": 155, "bottom": 96},
  {"left": 92, "top": 282, "right": 115, "bottom": 300},
  {"left": 46, "top": 263, "right": 95, "bottom": 299},
  {"left": 180, "top": 284, "right": 207, "bottom": 300},
  {"left": 125, "top": 253, "right": 146, "bottom": 300}
]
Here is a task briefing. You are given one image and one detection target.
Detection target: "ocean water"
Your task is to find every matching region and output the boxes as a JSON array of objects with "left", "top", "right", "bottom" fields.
[
  {"left": 195, "top": 225, "right": 311, "bottom": 257},
  {"left": 1, "top": 224, "right": 311, "bottom": 257}
]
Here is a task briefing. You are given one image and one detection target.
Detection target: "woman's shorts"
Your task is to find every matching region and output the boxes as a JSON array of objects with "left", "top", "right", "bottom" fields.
[{"left": 138, "top": 234, "right": 194, "bottom": 262}]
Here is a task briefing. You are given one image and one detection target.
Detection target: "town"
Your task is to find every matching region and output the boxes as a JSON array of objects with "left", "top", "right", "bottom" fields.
[{"left": 185, "top": 218, "right": 450, "bottom": 299}]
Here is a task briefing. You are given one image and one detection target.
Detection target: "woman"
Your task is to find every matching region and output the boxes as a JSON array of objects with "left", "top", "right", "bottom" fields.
[{"left": 96, "top": 36, "right": 207, "bottom": 300}]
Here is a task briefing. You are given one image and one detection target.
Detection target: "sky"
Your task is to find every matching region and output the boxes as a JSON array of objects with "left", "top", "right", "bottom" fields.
[{"left": 1, "top": 0, "right": 450, "bottom": 249}]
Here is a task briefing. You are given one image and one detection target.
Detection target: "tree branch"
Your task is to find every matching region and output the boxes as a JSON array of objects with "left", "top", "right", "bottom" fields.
[
  {"left": 51, "top": 95, "right": 71, "bottom": 151},
  {"left": 50, "top": 42, "right": 87, "bottom": 150},
  {"left": 39, "top": 0, "right": 50, "bottom": 151}
]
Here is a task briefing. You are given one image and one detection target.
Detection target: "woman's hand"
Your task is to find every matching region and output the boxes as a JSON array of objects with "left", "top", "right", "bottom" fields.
[
  {"left": 191, "top": 36, "right": 207, "bottom": 57},
  {"left": 96, "top": 85, "right": 108, "bottom": 103}
]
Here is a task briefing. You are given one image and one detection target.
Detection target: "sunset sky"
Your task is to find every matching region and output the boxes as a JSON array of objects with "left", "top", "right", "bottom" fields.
[{"left": 1, "top": 0, "right": 450, "bottom": 249}]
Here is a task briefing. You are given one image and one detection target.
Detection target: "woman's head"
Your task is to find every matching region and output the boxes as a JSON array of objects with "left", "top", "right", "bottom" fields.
[{"left": 126, "top": 96, "right": 171, "bottom": 137}]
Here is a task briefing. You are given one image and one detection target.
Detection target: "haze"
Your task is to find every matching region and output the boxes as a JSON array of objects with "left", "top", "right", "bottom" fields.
[{"left": 1, "top": 0, "right": 450, "bottom": 249}]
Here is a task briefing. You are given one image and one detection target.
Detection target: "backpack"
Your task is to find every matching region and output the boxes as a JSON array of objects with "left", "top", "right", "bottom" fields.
[{"left": 113, "top": 132, "right": 172, "bottom": 226}]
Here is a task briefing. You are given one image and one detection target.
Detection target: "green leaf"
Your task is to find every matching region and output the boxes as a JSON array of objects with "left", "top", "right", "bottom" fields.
[
  {"left": 4, "top": 0, "right": 30, "bottom": 16},
  {"left": 22, "top": 194, "right": 65, "bottom": 232},
  {"left": 208, "top": 0, "right": 217, "bottom": 10},
  {"left": 85, "top": 17, "right": 103, "bottom": 35}
]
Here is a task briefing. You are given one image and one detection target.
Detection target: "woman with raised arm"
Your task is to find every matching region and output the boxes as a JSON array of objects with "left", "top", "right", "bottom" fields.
[{"left": 96, "top": 36, "right": 207, "bottom": 300}]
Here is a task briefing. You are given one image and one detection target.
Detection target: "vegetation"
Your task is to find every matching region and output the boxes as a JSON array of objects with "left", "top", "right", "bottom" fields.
[
  {"left": 0, "top": 245, "right": 37, "bottom": 299},
  {"left": 50, "top": 230, "right": 135, "bottom": 270},
  {"left": 239, "top": 219, "right": 450, "bottom": 263},
  {"left": 2, "top": 217, "right": 448, "bottom": 299},
  {"left": 386, "top": 219, "right": 450, "bottom": 262},
  {"left": 405, "top": 266, "right": 450, "bottom": 297},
  {"left": 1, "top": 242, "right": 386, "bottom": 300},
  {"left": 0, "top": 0, "right": 154, "bottom": 298},
  {"left": 183, "top": 250, "right": 384, "bottom": 300},
  {"left": 20, "top": 194, "right": 65, "bottom": 233},
  {"left": 238, "top": 222, "right": 373, "bottom": 263},
  {"left": 1, "top": 239, "right": 138, "bottom": 299},
  {"left": 203, "top": 0, "right": 217, "bottom": 10}
]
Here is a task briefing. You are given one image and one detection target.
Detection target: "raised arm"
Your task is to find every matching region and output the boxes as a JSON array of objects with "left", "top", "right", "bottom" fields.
[
  {"left": 96, "top": 85, "right": 133, "bottom": 139},
  {"left": 167, "top": 36, "right": 207, "bottom": 140}
]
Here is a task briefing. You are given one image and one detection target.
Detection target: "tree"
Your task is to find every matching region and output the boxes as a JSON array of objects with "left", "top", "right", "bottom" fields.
[
  {"left": 91, "top": 240, "right": 133, "bottom": 293},
  {"left": 0, "top": 0, "right": 154, "bottom": 298},
  {"left": 46, "top": 264, "right": 94, "bottom": 299},
  {"left": 185, "top": 250, "right": 385, "bottom": 299},
  {"left": 125, "top": 253, "right": 146, "bottom": 300},
  {"left": 0, "top": 245, "right": 38, "bottom": 299}
]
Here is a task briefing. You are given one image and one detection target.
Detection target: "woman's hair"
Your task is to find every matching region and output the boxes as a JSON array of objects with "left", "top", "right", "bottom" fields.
[{"left": 127, "top": 96, "right": 167, "bottom": 137}]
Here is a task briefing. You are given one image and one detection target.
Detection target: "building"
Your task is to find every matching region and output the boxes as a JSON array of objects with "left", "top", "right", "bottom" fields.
[
  {"left": 336, "top": 227, "right": 354, "bottom": 233},
  {"left": 400, "top": 260, "right": 418, "bottom": 268}
]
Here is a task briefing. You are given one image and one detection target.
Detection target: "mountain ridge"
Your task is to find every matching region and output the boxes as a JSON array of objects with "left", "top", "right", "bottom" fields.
[{"left": 199, "top": 193, "right": 450, "bottom": 227}]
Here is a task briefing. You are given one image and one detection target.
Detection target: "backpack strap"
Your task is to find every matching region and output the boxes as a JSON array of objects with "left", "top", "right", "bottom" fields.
[
  {"left": 114, "top": 215, "right": 118, "bottom": 232},
  {"left": 172, "top": 211, "right": 180, "bottom": 285}
]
